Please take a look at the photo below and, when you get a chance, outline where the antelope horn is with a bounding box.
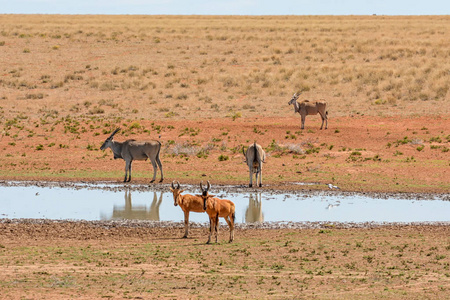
[200,181,205,192]
[206,180,211,192]
[171,180,176,189]
[107,128,120,140]
[176,181,181,189]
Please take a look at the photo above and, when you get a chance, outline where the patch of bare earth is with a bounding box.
[0,221,449,299]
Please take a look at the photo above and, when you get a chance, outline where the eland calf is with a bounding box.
[288,93,328,129]
[243,142,266,187]
[170,181,205,238]
[100,128,164,183]
[198,181,235,244]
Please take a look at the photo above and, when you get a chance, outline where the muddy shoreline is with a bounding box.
[1,179,448,200]
[1,217,450,230]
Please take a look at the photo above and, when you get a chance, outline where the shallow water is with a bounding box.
[1,183,449,224]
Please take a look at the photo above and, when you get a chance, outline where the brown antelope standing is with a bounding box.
[288,93,328,129]
[198,181,235,244]
[100,128,164,183]
[243,142,266,187]
[170,181,205,238]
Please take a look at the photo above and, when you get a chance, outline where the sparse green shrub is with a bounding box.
[229,111,242,121]
[429,136,442,143]
[165,111,178,118]
[394,136,412,146]
[218,154,229,161]
[129,122,141,130]
[197,149,209,159]
[394,150,403,156]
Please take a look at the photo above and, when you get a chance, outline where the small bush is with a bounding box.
[218,154,229,161]
[229,111,242,121]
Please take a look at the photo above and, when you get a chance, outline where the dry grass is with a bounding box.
[0,15,448,122]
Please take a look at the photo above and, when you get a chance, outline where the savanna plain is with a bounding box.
[0,15,449,299]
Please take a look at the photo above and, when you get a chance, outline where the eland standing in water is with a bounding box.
[100,128,164,183]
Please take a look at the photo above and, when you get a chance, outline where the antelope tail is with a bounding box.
[156,140,162,158]
[254,142,258,164]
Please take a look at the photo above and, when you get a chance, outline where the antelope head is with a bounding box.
[242,145,248,163]
[288,92,301,105]
[100,128,120,151]
[199,181,214,211]
[170,180,182,206]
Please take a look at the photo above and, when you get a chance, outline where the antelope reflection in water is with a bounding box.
[245,193,264,223]
[108,190,163,221]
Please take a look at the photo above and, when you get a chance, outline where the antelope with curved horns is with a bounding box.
[198,181,235,244]
[288,92,328,130]
[170,180,205,238]
[243,142,266,187]
[100,128,164,183]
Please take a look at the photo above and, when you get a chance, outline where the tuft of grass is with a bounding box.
[218,154,229,161]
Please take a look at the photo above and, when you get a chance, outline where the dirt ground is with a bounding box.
[0,220,449,299]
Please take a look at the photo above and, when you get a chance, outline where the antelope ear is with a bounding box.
[169,188,174,192]
[208,194,216,198]
[180,189,185,193]
[196,194,202,197]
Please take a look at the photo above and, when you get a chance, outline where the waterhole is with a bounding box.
[1,182,449,224]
